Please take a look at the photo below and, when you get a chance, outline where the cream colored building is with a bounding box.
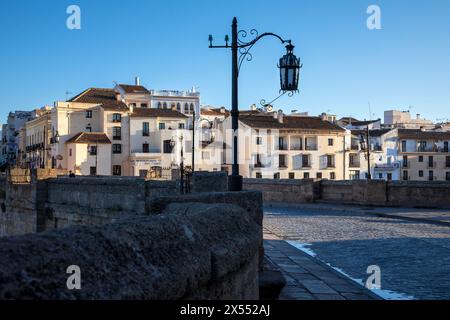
[222,111,347,180]
[396,129,450,181]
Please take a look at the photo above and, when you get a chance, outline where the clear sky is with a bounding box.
[1,0,449,123]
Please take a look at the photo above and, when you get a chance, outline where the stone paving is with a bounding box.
[264,231,378,300]
[264,204,450,300]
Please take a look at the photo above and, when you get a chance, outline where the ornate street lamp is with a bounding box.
[209,17,302,191]
[279,43,301,93]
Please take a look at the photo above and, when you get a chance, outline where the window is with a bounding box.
[446,172,450,181]
[113,144,122,154]
[418,156,423,163]
[445,142,449,153]
[89,145,97,156]
[202,151,210,160]
[163,140,173,154]
[129,103,136,108]
[86,110,92,119]
[190,103,195,113]
[303,172,310,179]
[327,155,334,167]
[85,126,92,132]
[113,127,121,140]
[387,173,392,181]
[274,173,280,180]
[278,137,287,150]
[141,103,148,108]
[316,172,322,179]
[446,156,450,168]
[163,102,167,109]
[429,170,434,181]
[113,165,121,176]
[349,154,358,167]
[256,137,263,145]
[418,141,427,152]
[171,103,176,110]
[419,170,424,177]
[328,138,334,146]
[256,172,262,179]
[90,167,97,176]
[289,172,295,179]
[176,103,181,112]
[279,155,287,168]
[402,156,408,168]
[403,170,408,181]
[157,102,162,109]
[428,156,434,168]
[302,155,310,167]
[143,143,149,153]
[69,148,72,157]
[401,140,407,152]
[378,173,383,179]
[112,113,121,122]
[185,103,189,114]
[350,170,360,180]
[143,122,149,136]
[159,123,166,130]
[330,172,336,180]
[178,123,185,129]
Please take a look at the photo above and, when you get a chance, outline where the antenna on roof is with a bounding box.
[65,91,72,101]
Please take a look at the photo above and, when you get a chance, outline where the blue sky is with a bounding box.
[1,0,449,123]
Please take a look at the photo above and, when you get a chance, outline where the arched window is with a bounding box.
[157,102,162,109]
[176,103,181,112]
[190,103,195,113]
[171,103,176,110]
[184,103,189,114]
[163,102,167,109]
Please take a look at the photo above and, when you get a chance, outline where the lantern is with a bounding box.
[279,43,301,93]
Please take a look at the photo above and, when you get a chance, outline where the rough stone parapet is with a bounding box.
[0,202,260,300]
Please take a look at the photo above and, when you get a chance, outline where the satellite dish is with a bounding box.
[251,104,257,111]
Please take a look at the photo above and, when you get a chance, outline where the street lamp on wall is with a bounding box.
[209,17,302,191]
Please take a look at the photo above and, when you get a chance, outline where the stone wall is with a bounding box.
[243,179,315,203]
[244,178,450,208]
[1,176,178,237]
[0,202,261,300]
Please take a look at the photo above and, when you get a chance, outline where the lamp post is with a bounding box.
[209,17,302,191]
[360,125,372,180]
[171,135,185,193]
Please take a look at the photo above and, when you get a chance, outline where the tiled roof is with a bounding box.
[351,129,392,137]
[239,114,345,131]
[398,129,450,140]
[349,119,381,126]
[131,108,188,118]
[66,132,111,144]
[118,84,150,94]
[68,88,128,111]
[201,108,230,116]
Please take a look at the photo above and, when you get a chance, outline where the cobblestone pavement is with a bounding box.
[264,204,450,300]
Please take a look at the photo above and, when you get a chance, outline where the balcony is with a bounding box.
[305,145,318,151]
[350,145,360,151]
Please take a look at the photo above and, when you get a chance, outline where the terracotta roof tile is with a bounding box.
[398,129,450,140]
[131,108,187,118]
[68,88,128,112]
[66,132,111,144]
[239,114,345,131]
[118,84,150,94]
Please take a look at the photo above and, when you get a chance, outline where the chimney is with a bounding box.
[416,114,421,120]
[277,110,284,124]
[135,77,140,86]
